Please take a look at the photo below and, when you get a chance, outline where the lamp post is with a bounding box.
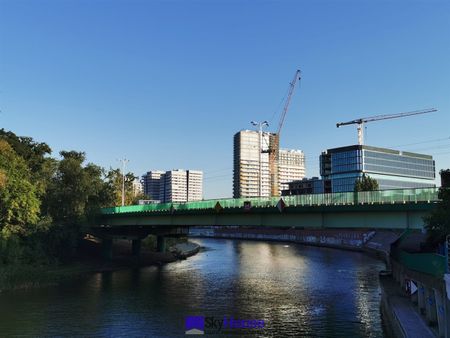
[118,158,129,206]
[251,121,269,197]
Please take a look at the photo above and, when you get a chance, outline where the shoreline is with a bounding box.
[0,240,201,293]
[0,233,388,293]
[189,229,394,265]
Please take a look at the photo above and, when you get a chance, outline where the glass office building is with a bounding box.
[319,145,435,192]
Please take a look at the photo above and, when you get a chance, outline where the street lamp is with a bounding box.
[250,121,269,197]
[118,158,129,206]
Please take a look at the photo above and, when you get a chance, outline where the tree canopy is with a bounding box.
[0,130,134,264]
[354,174,379,192]
[0,140,41,237]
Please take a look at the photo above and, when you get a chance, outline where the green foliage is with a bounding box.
[0,128,54,197]
[133,192,149,205]
[0,130,118,267]
[0,140,41,236]
[44,151,114,224]
[354,174,379,192]
[425,170,450,247]
[105,168,141,206]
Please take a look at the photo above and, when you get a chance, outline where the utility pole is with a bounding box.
[251,121,269,197]
[118,158,129,206]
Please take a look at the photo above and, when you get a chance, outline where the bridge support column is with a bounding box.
[102,238,113,260]
[157,236,166,252]
[425,287,438,325]
[434,289,445,337]
[132,239,141,257]
[444,296,450,338]
[418,282,426,314]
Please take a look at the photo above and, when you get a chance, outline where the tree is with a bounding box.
[0,129,120,264]
[354,174,379,192]
[105,168,140,206]
[425,169,450,247]
[0,140,41,237]
[45,151,113,225]
[0,129,56,202]
[42,151,114,260]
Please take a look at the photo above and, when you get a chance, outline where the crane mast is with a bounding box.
[336,108,437,145]
[277,70,301,135]
[268,69,301,197]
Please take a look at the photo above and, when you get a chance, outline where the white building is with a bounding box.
[187,170,203,202]
[233,130,271,198]
[278,149,306,192]
[132,177,144,196]
[142,169,203,203]
[164,170,188,203]
[233,130,305,198]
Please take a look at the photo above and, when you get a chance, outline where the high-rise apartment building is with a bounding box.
[233,130,270,198]
[278,149,306,192]
[142,170,165,200]
[233,130,305,198]
[187,170,203,202]
[142,169,203,203]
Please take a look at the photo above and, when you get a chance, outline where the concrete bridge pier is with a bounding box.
[418,282,426,315]
[102,238,113,260]
[444,296,450,338]
[132,239,141,256]
[434,288,445,337]
[157,236,166,252]
[425,287,438,326]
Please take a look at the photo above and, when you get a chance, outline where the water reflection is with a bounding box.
[0,239,385,337]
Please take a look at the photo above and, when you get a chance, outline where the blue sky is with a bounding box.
[1,0,449,199]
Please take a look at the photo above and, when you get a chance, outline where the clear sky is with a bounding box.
[1,0,449,199]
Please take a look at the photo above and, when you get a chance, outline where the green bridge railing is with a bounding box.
[101,187,440,215]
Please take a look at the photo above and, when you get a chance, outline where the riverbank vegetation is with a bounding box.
[0,129,146,289]
[425,169,450,247]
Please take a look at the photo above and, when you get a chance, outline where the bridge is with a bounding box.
[92,188,440,258]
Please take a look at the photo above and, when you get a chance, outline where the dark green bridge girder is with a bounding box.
[97,201,438,230]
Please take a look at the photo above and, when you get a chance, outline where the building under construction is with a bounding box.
[233,130,305,198]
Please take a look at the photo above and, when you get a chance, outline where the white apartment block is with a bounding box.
[132,178,144,196]
[233,130,271,198]
[187,170,203,202]
[142,169,203,203]
[278,149,306,193]
[233,130,305,198]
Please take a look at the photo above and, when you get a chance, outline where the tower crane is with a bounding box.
[336,108,437,145]
[267,69,301,196]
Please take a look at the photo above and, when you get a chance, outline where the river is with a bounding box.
[0,238,386,337]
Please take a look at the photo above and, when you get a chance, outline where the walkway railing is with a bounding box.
[101,187,440,215]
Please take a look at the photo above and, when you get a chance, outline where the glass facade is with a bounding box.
[319,145,435,193]
[363,149,435,179]
[330,149,363,174]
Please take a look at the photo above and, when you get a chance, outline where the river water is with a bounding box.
[0,238,386,337]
